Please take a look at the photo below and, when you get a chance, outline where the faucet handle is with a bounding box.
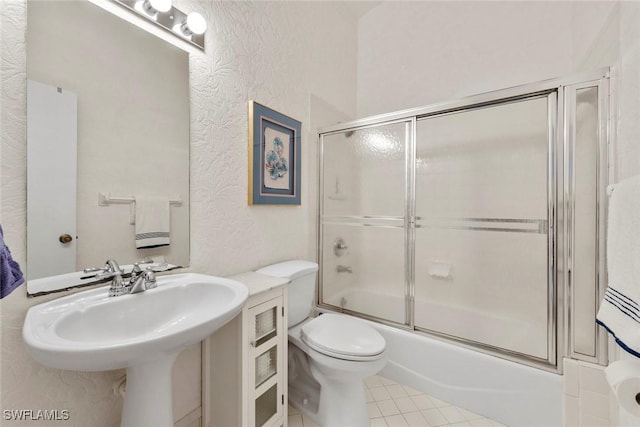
[130,262,144,280]
[107,273,128,297]
[95,270,118,280]
[128,268,157,294]
[83,266,109,274]
[143,269,157,289]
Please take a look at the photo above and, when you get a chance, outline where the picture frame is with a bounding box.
[248,101,302,205]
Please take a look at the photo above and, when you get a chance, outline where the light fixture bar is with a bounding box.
[110,0,205,51]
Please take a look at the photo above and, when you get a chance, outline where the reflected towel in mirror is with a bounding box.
[135,196,170,249]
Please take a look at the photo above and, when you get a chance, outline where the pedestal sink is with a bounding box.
[23,273,249,427]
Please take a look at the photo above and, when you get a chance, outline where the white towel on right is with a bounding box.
[596,174,640,358]
[135,195,170,249]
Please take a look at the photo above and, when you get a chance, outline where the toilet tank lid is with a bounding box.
[255,260,318,280]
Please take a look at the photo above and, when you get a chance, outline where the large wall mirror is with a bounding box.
[26,0,190,293]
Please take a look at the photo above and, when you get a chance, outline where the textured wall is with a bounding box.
[357,1,574,117]
[0,0,357,425]
[184,0,357,277]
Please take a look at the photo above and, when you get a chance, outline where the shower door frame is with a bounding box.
[317,68,610,372]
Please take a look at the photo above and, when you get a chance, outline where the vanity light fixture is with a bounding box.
[111,0,206,51]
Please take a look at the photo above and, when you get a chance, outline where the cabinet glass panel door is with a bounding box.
[255,384,278,427]
[248,298,283,427]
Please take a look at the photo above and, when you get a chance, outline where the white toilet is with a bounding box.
[256,260,387,427]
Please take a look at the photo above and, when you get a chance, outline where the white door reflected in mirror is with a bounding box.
[27,80,78,280]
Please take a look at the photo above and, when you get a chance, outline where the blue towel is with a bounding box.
[0,225,25,299]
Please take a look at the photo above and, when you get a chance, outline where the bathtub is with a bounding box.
[320,290,562,427]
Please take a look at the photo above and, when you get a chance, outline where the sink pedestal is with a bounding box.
[121,352,179,427]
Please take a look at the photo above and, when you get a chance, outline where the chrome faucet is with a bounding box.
[94,259,129,297]
[94,259,158,297]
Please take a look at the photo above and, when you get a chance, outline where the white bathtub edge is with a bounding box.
[366,317,563,427]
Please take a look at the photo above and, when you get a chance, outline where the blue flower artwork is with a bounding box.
[249,101,301,205]
[264,133,290,190]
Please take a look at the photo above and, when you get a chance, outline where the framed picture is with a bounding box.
[248,101,302,205]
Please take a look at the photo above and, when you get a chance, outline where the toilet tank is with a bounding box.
[255,260,319,327]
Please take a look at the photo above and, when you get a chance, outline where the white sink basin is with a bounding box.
[23,273,249,427]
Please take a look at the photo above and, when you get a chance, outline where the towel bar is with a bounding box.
[98,192,182,225]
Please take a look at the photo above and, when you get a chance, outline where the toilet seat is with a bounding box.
[300,314,385,361]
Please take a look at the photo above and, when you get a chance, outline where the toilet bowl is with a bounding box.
[256,260,387,427]
[289,313,387,426]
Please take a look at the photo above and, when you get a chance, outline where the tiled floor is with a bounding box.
[288,375,508,427]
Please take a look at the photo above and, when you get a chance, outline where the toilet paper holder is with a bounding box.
[606,359,640,417]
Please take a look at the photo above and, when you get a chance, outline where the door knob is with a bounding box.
[59,234,73,244]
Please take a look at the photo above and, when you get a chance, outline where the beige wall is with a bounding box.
[356,1,575,117]
[0,0,357,426]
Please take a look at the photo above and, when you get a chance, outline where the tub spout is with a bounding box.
[337,265,352,274]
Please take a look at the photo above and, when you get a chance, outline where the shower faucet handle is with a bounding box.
[334,238,348,257]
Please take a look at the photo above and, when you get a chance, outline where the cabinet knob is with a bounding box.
[59,234,73,244]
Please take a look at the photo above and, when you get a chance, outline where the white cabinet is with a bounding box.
[246,294,286,427]
[206,276,288,427]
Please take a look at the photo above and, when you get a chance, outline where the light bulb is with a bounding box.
[139,0,171,16]
[180,12,207,36]
[149,0,172,12]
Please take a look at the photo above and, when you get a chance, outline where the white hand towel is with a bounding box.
[596,174,640,358]
[135,195,170,249]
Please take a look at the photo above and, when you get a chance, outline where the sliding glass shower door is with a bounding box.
[318,69,609,369]
[413,95,554,360]
[320,121,412,324]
